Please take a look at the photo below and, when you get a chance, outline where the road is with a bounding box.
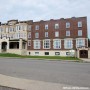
[0,58,90,87]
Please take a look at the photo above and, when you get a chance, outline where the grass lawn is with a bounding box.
[0,53,80,61]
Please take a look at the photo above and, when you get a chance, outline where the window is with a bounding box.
[53,39,61,49]
[24,25,27,30]
[29,52,30,55]
[55,23,59,29]
[43,39,50,49]
[66,52,70,55]
[55,52,60,55]
[16,25,20,31]
[64,39,73,49]
[35,52,39,55]
[24,33,26,38]
[66,22,70,28]
[28,25,32,31]
[28,32,31,38]
[34,40,41,49]
[45,52,49,55]
[45,32,48,37]
[78,30,82,36]
[76,39,85,48]
[55,31,59,37]
[28,40,31,46]
[45,24,48,30]
[66,31,70,36]
[78,21,82,27]
[20,33,23,38]
[35,32,39,38]
[9,27,13,32]
[35,25,39,30]
[6,27,8,32]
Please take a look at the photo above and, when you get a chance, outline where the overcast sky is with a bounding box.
[0,0,90,38]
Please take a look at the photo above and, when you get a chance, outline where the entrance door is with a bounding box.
[79,50,88,58]
[2,42,7,52]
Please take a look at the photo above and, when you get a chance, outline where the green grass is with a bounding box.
[0,53,80,61]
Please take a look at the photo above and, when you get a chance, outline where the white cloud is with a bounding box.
[0,0,90,38]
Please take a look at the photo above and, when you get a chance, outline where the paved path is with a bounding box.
[0,58,90,89]
[81,58,90,62]
[0,74,75,90]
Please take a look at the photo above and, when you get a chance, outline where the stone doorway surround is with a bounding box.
[77,47,90,58]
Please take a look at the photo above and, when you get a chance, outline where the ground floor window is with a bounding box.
[29,52,30,55]
[66,52,70,56]
[35,52,39,55]
[55,52,60,55]
[45,52,49,55]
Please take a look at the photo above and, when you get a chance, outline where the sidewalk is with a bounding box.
[81,58,90,63]
[0,74,74,90]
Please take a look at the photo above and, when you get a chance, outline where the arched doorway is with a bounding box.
[79,50,88,58]
[2,42,7,52]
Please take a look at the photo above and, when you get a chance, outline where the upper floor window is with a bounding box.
[78,21,82,27]
[28,32,31,38]
[35,25,39,30]
[64,39,73,49]
[35,32,39,38]
[45,32,48,37]
[55,31,59,37]
[53,39,61,49]
[55,23,59,29]
[45,24,48,30]
[78,30,82,36]
[16,25,20,31]
[9,27,14,32]
[66,22,70,28]
[43,39,50,49]
[28,25,32,31]
[28,40,31,46]
[66,31,70,36]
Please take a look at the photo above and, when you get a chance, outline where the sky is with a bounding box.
[0,0,90,38]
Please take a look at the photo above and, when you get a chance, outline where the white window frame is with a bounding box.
[55,31,59,37]
[28,40,31,46]
[76,39,85,48]
[35,32,39,38]
[43,39,50,49]
[78,21,82,27]
[53,39,61,49]
[78,30,82,36]
[35,25,39,30]
[45,32,48,37]
[55,23,59,29]
[66,22,70,28]
[28,32,31,38]
[45,24,48,30]
[28,25,32,31]
[34,40,41,49]
[66,31,70,36]
[64,39,73,49]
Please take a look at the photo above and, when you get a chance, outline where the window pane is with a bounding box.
[55,23,59,29]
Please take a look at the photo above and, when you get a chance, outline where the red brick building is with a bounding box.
[27,17,88,56]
